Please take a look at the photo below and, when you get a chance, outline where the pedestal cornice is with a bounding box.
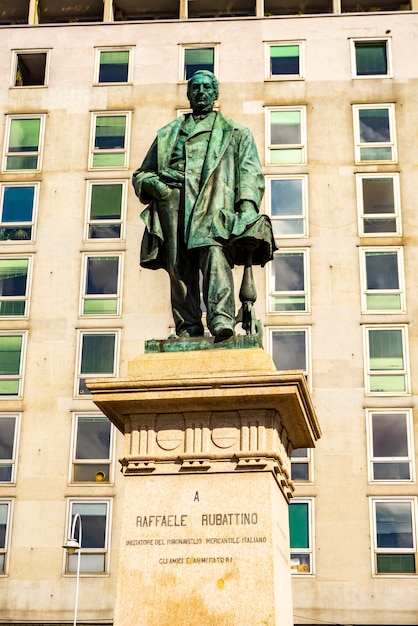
[88,348,320,502]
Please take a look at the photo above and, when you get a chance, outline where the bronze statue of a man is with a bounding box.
[133,70,276,341]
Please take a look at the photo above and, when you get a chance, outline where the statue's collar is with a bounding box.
[191,111,215,123]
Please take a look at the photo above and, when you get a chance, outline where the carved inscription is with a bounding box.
[126,509,268,565]
[136,515,187,527]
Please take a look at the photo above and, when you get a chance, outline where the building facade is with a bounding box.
[0,1,417,624]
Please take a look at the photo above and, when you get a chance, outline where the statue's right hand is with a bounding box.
[142,177,171,200]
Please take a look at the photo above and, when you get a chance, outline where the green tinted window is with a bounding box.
[6,118,41,170]
[0,258,29,316]
[184,48,214,80]
[94,116,126,150]
[0,335,22,375]
[0,335,23,396]
[90,184,122,220]
[80,334,115,374]
[99,50,129,83]
[9,118,40,152]
[270,45,300,76]
[369,329,403,370]
[289,502,309,549]
[358,108,392,162]
[356,41,387,76]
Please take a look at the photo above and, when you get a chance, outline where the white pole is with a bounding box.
[71,514,82,626]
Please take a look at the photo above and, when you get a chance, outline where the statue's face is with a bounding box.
[188,74,217,114]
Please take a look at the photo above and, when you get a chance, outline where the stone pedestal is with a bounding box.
[88,347,320,626]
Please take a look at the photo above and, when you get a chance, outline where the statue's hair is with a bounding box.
[187,70,219,100]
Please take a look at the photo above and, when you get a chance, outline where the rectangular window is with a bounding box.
[289,499,313,574]
[81,254,122,316]
[269,327,310,377]
[3,115,45,172]
[90,113,130,169]
[269,249,309,313]
[267,107,306,164]
[0,500,12,575]
[291,448,312,482]
[367,411,414,482]
[357,174,401,236]
[267,176,308,238]
[372,499,416,574]
[66,500,111,574]
[71,414,114,483]
[0,184,37,242]
[181,46,215,81]
[76,331,119,396]
[85,181,125,240]
[13,50,49,86]
[96,48,131,84]
[0,414,20,484]
[0,257,32,317]
[352,39,390,77]
[360,248,404,313]
[365,326,409,394]
[0,333,26,398]
[266,42,303,79]
[353,104,396,163]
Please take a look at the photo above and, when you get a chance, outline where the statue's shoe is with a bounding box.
[213,327,234,343]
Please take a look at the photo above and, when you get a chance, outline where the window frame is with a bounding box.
[290,447,313,483]
[0,499,13,576]
[0,255,33,319]
[268,248,310,314]
[266,175,309,239]
[89,111,131,170]
[94,47,133,85]
[11,49,51,88]
[356,173,401,237]
[0,413,20,485]
[80,252,123,317]
[265,41,304,81]
[351,38,392,79]
[0,331,27,399]
[289,497,315,576]
[2,114,46,173]
[370,497,417,576]
[64,498,112,575]
[267,326,311,388]
[366,409,415,484]
[266,106,307,165]
[70,412,115,485]
[179,44,218,83]
[0,182,39,244]
[75,329,120,397]
[84,179,127,242]
[353,104,397,164]
[359,246,405,314]
[364,325,410,396]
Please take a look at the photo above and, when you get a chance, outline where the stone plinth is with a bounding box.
[88,347,320,626]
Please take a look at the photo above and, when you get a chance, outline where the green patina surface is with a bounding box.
[132,70,276,343]
[145,332,262,353]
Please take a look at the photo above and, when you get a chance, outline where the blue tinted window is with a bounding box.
[2,187,34,223]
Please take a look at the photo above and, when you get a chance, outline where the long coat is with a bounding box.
[132,111,276,270]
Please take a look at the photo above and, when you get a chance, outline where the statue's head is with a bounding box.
[187,70,219,114]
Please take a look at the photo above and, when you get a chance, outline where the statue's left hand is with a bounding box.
[142,176,171,200]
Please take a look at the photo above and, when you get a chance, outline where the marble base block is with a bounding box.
[114,472,292,626]
[88,347,320,626]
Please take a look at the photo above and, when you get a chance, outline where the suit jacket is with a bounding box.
[132,111,276,269]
